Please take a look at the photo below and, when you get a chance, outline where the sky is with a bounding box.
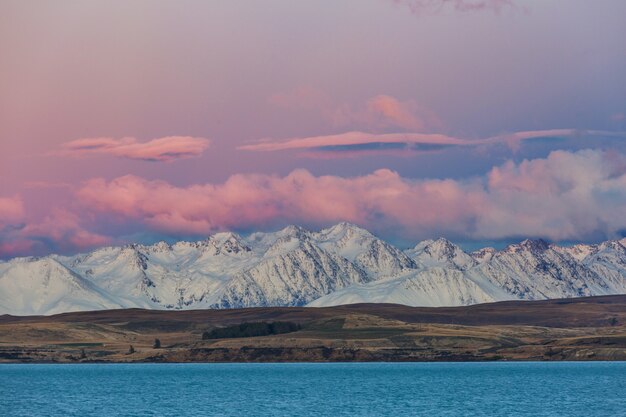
[1,0,626,257]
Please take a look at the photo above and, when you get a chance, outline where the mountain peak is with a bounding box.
[335,221,365,230]
[210,231,242,242]
[598,240,626,253]
[423,238,460,257]
[520,239,551,252]
[277,225,309,238]
[471,247,496,263]
[504,238,551,254]
[207,232,251,255]
[149,241,171,252]
[406,237,475,270]
[319,222,372,239]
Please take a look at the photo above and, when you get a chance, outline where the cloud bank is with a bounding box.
[59,136,210,162]
[3,149,625,258]
[0,202,110,257]
[77,149,626,242]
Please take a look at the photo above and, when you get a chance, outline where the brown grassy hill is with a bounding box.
[1,295,625,363]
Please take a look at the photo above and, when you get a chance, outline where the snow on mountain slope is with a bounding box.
[62,245,155,304]
[1,224,626,315]
[406,238,476,270]
[471,239,613,300]
[308,268,496,307]
[63,235,259,310]
[580,241,626,294]
[314,222,416,277]
[554,243,599,262]
[0,257,124,315]
[471,247,496,263]
[211,239,369,308]
[308,238,626,308]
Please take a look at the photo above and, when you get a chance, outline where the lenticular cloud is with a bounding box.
[59,136,211,162]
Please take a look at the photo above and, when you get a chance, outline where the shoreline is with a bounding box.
[3,357,624,364]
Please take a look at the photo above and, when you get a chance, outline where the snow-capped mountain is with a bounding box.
[1,223,626,315]
[308,268,496,308]
[405,238,476,270]
[0,257,124,315]
[314,237,626,307]
[313,222,417,276]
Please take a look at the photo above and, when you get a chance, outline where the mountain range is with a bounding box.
[1,222,625,315]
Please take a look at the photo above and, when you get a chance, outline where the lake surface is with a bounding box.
[1,362,625,416]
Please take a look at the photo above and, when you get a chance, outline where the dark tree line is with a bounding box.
[202,321,301,340]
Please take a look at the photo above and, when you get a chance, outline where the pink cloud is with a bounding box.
[4,149,626,258]
[0,240,35,257]
[364,95,430,131]
[75,149,626,243]
[268,89,441,132]
[58,136,210,162]
[20,210,109,249]
[76,169,478,236]
[238,131,466,153]
[0,196,28,257]
[478,149,626,239]
[0,206,109,258]
[334,95,444,132]
[485,128,580,152]
[238,128,608,157]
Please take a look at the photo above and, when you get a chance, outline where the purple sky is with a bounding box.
[1,0,626,257]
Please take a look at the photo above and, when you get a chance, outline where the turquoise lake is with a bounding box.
[1,362,625,416]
